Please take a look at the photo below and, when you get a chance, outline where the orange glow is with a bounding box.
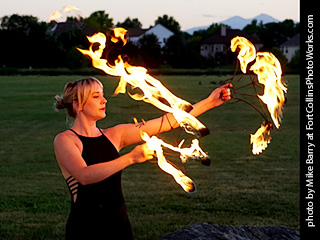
[230,36,256,73]
[250,123,272,155]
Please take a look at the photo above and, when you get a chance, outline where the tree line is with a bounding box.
[0,11,300,70]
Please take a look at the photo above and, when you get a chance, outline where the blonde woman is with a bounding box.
[54,77,231,239]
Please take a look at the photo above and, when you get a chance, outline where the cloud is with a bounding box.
[202,14,215,18]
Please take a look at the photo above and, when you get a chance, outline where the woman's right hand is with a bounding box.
[130,143,154,164]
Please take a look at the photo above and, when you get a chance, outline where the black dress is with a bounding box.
[65,129,134,240]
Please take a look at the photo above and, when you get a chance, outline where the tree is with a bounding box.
[271,47,288,67]
[246,19,300,49]
[243,19,263,35]
[117,17,142,29]
[155,15,181,34]
[138,34,161,68]
[0,14,53,68]
[288,49,300,72]
[84,10,113,33]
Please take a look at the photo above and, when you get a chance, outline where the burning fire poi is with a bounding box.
[78,28,210,193]
[75,27,286,191]
[230,36,287,154]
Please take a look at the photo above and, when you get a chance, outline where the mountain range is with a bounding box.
[184,14,280,34]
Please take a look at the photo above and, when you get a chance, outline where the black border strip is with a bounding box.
[300,1,319,239]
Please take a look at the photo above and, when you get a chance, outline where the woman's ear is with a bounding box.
[73,101,82,112]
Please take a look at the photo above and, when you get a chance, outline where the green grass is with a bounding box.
[0,74,299,240]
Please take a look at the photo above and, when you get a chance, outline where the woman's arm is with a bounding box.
[110,84,232,150]
[54,132,153,185]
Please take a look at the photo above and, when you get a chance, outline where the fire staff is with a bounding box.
[53,77,231,240]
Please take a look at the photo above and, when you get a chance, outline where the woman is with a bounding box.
[54,77,231,239]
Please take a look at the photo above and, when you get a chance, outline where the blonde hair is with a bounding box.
[55,77,103,118]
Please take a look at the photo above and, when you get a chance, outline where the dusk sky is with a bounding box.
[0,0,299,30]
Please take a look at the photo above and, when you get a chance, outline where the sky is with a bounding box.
[0,0,299,30]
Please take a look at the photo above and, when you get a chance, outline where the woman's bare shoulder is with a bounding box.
[54,130,80,146]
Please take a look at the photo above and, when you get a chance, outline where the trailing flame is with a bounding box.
[78,28,210,192]
[141,131,197,193]
[77,29,208,137]
[231,36,287,154]
[230,36,256,73]
[111,27,128,45]
[250,52,287,129]
[250,122,272,155]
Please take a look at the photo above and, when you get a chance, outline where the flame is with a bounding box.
[230,36,287,154]
[77,28,211,192]
[111,27,128,45]
[230,36,256,73]
[250,52,287,129]
[77,29,207,137]
[141,131,198,193]
[250,122,272,155]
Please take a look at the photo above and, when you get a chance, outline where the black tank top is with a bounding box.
[65,128,134,240]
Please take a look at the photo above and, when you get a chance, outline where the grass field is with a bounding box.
[0,74,299,240]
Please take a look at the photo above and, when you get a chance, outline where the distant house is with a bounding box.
[280,33,300,62]
[128,23,174,48]
[200,26,263,63]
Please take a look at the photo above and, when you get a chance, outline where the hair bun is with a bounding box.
[54,95,66,110]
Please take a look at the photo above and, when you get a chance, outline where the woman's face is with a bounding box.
[80,84,107,121]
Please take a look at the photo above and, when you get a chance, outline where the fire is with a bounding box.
[231,36,287,154]
[230,36,256,73]
[250,122,272,155]
[250,52,287,129]
[77,30,208,137]
[111,27,128,45]
[78,28,210,192]
[141,131,197,193]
